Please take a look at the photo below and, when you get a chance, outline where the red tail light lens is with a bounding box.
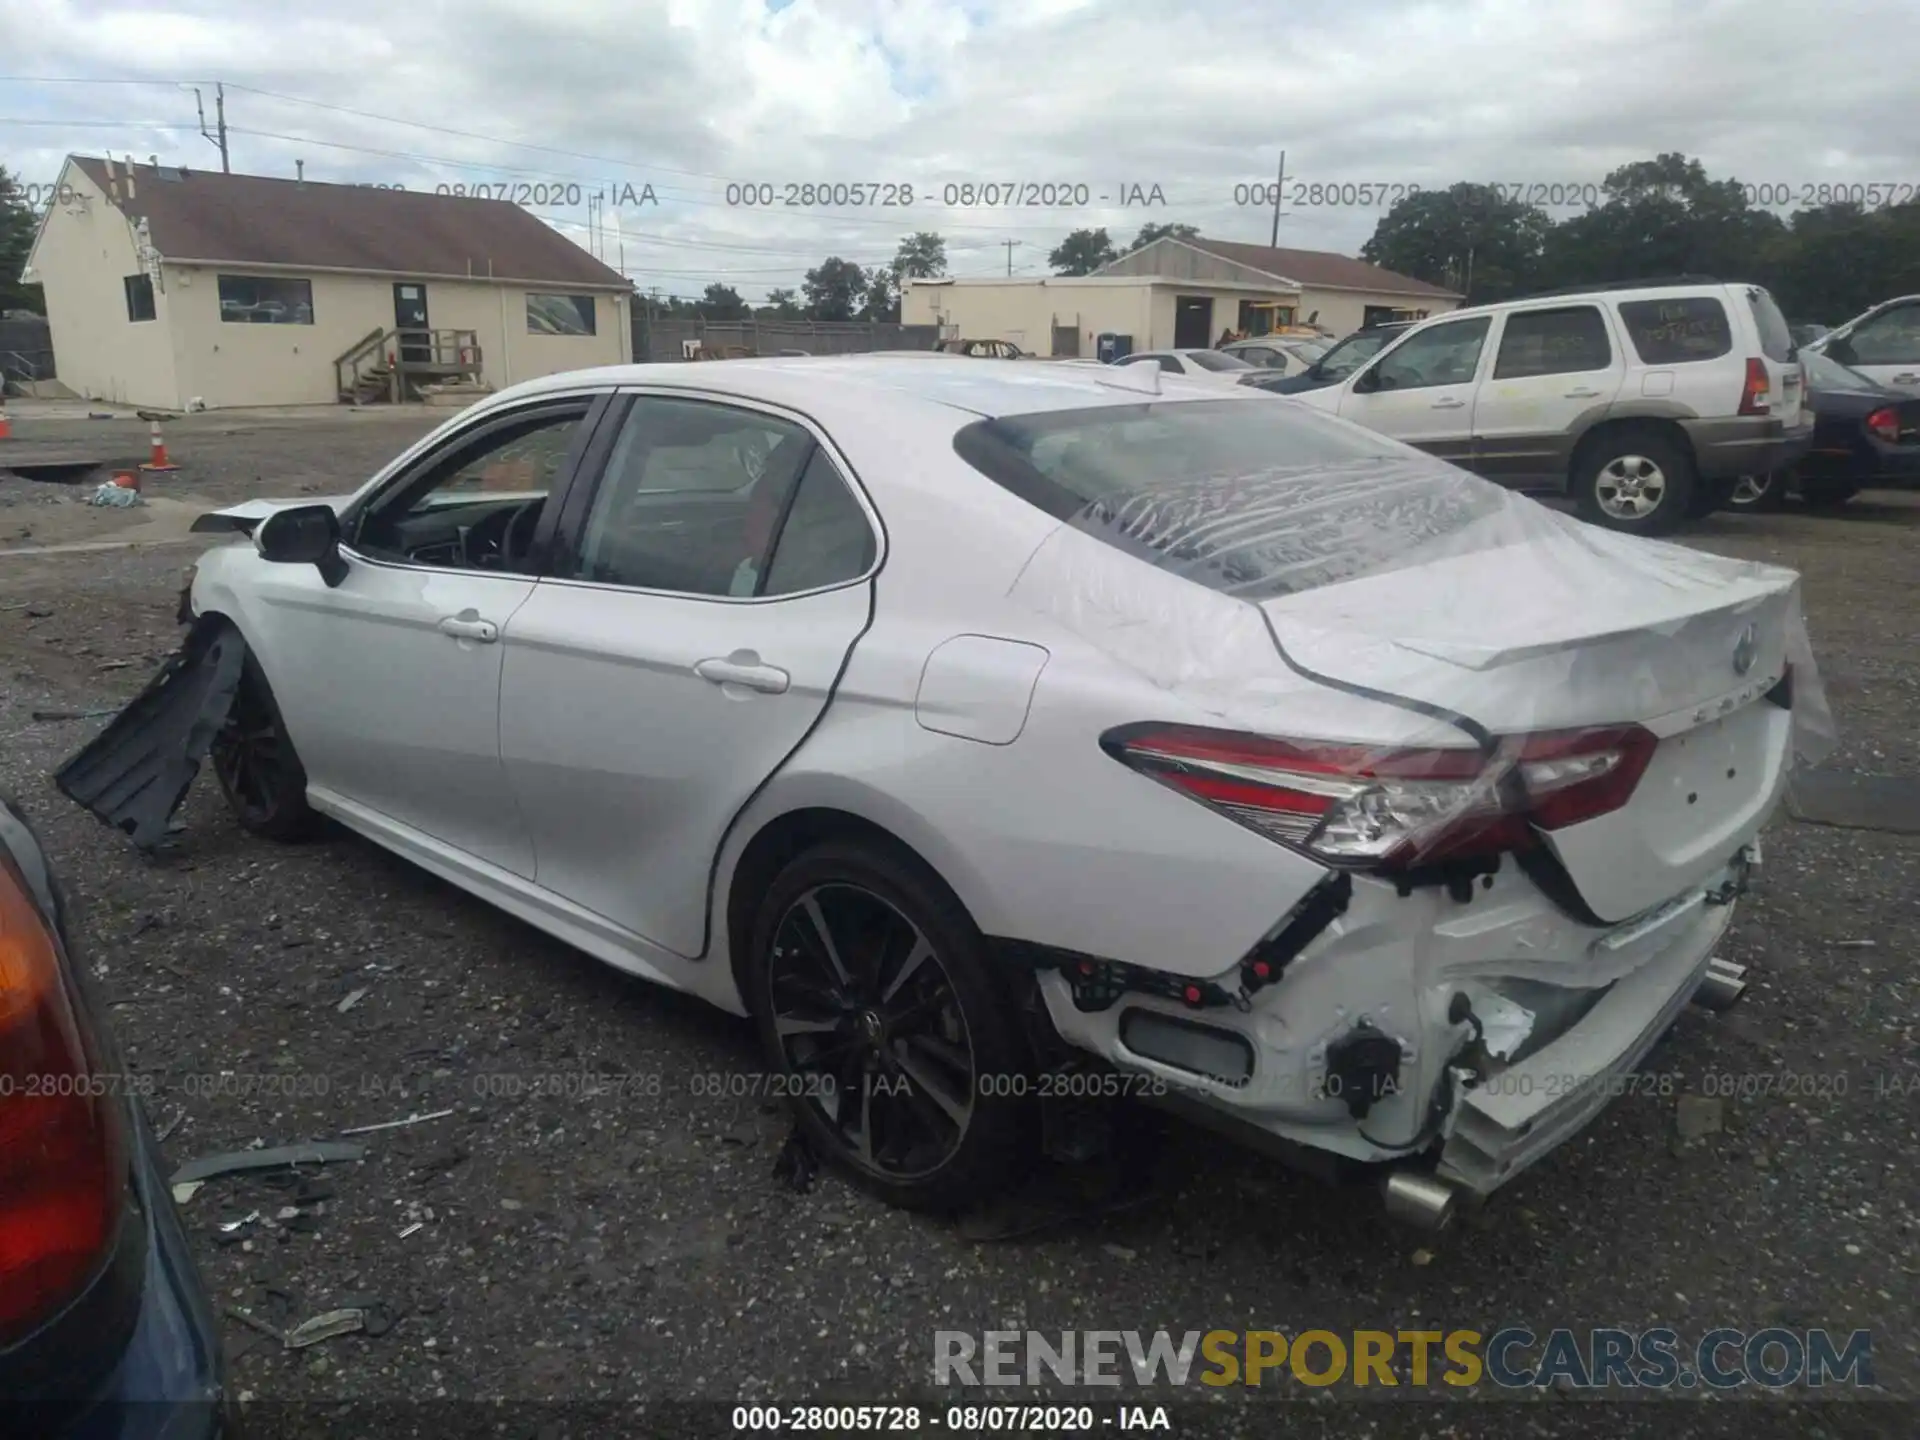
[1104,722,1658,870]
[0,860,124,1344]
[1737,358,1772,416]
[1866,406,1900,443]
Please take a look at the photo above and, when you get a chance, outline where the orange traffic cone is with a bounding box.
[0,401,12,440]
[139,418,177,473]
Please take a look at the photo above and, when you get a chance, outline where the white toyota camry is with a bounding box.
[59,355,1832,1227]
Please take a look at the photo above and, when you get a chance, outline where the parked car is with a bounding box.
[1118,348,1261,386]
[58,356,1825,1231]
[1221,334,1332,377]
[0,798,231,1435]
[1726,349,1920,510]
[935,338,1027,358]
[1804,294,1920,396]
[1292,280,1813,534]
[1253,322,1416,395]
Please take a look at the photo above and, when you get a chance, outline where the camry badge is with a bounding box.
[1732,624,1758,676]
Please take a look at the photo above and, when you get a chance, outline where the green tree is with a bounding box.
[803,257,869,321]
[1049,227,1117,275]
[890,231,947,282]
[0,166,45,314]
[1360,183,1551,303]
[762,287,803,319]
[699,283,749,320]
[1762,201,1920,322]
[859,269,898,322]
[1124,221,1200,253]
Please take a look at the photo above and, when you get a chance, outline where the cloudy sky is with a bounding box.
[2,0,1910,300]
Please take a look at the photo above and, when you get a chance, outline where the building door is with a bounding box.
[393,282,430,363]
[1174,296,1214,349]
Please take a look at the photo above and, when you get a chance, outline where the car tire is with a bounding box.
[1573,429,1696,535]
[748,840,1031,1213]
[209,653,319,841]
[1798,478,1859,510]
[1724,471,1788,512]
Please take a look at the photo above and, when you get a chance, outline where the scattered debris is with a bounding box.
[170,1139,366,1187]
[286,1308,366,1349]
[773,1128,818,1193]
[87,480,145,508]
[172,1180,203,1205]
[338,1108,453,1137]
[1412,1248,1435,1267]
[155,1106,186,1142]
[398,1221,424,1239]
[337,987,369,1014]
[1101,1243,1138,1262]
[217,1209,262,1235]
[1676,1094,1725,1141]
[1833,939,1878,949]
[32,707,119,722]
[225,1306,288,1345]
[95,659,134,671]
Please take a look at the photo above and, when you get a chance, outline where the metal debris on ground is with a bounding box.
[32,707,119,721]
[170,1139,367,1187]
[337,986,369,1013]
[1833,939,1878,948]
[338,1108,454,1136]
[217,1209,262,1234]
[398,1221,424,1238]
[285,1309,367,1349]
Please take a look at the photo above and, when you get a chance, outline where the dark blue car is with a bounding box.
[0,798,232,1438]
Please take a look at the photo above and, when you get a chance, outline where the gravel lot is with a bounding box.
[1,404,1915,1439]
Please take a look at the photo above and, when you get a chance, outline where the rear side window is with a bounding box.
[761,450,876,596]
[1745,288,1796,362]
[1492,306,1613,379]
[952,398,1508,601]
[1615,297,1733,365]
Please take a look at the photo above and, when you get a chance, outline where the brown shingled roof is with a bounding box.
[1168,237,1461,299]
[70,156,630,289]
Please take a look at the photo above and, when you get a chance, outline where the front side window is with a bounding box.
[124,274,155,322]
[218,275,313,325]
[353,406,587,570]
[1491,306,1613,379]
[528,293,597,336]
[1317,331,1393,379]
[1368,317,1491,390]
[569,398,818,597]
[1615,296,1732,365]
[1844,301,1920,364]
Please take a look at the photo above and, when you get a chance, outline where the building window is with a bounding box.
[527,294,597,336]
[217,275,314,324]
[124,274,156,323]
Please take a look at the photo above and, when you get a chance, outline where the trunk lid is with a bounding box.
[1260,544,1798,922]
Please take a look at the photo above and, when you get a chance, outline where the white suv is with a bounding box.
[1292,280,1813,534]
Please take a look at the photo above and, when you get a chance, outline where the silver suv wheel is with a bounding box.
[1595,455,1668,519]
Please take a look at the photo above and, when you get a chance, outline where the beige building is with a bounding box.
[903,235,1461,358]
[24,156,633,410]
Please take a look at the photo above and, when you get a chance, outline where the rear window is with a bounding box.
[1615,297,1733,365]
[1745,287,1796,363]
[952,399,1509,600]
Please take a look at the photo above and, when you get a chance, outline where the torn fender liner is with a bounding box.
[54,616,246,850]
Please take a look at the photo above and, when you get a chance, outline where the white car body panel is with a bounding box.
[183,354,1830,1201]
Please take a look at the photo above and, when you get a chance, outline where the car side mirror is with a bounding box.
[255,505,347,587]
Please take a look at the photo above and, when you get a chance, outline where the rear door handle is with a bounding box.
[438,614,498,642]
[1893,373,1920,384]
[1431,397,1466,409]
[1565,387,1602,398]
[695,652,790,694]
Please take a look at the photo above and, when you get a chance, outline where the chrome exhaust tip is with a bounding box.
[1382,1171,1458,1231]
[1692,957,1748,1012]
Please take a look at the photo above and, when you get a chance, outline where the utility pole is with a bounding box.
[194,85,230,172]
[1269,149,1287,247]
[1002,239,1022,275]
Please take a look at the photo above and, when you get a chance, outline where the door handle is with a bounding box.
[1893,373,1920,384]
[1430,397,1466,409]
[1565,388,1602,398]
[695,652,789,694]
[438,614,498,642]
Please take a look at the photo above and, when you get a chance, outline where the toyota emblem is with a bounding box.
[1732,623,1758,676]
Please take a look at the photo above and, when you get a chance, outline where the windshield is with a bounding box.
[1804,350,1882,393]
[1187,350,1255,372]
[952,398,1510,600]
[1284,340,1331,363]
[1317,330,1397,378]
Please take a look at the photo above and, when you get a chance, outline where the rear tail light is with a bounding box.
[0,858,124,1344]
[1103,722,1658,870]
[1866,406,1900,443]
[1737,358,1771,416]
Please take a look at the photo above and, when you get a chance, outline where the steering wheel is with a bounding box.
[458,502,541,570]
[502,501,541,567]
